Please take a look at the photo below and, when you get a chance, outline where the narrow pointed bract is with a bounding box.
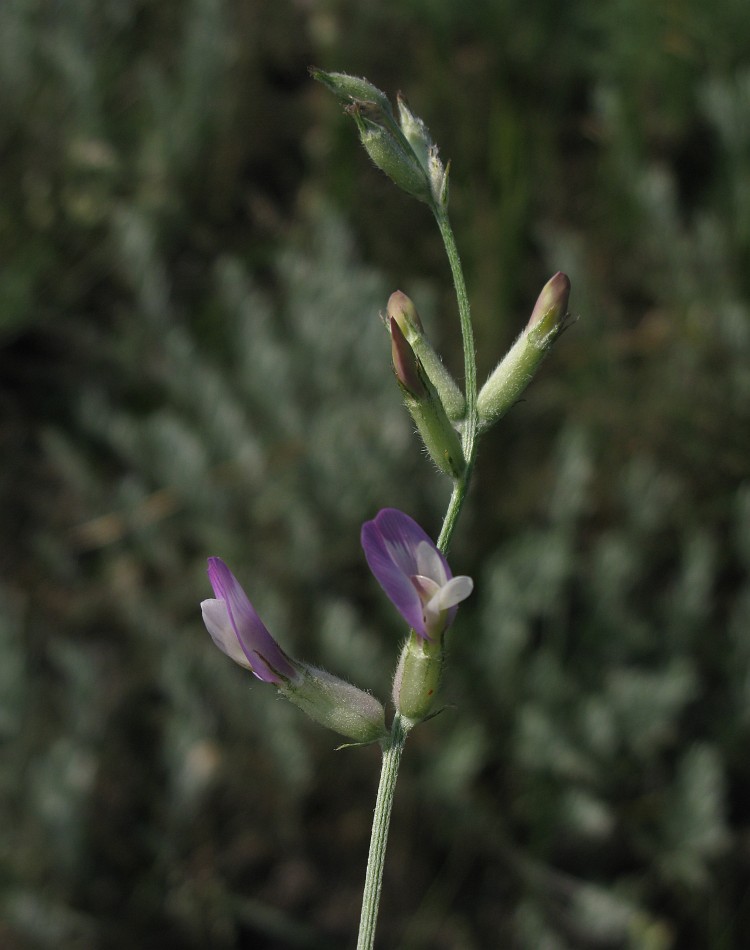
[361,508,473,641]
[396,93,432,171]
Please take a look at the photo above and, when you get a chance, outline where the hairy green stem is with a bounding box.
[434,208,478,453]
[434,206,478,554]
[356,205,479,948]
[356,715,408,950]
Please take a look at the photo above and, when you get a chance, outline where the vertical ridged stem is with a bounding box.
[356,715,408,950]
[434,206,478,554]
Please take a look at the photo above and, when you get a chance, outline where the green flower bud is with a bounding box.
[477,272,571,431]
[392,632,443,725]
[309,68,395,119]
[313,69,447,208]
[350,106,432,204]
[391,319,466,479]
[387,291,465,422]
[280,663,387,745]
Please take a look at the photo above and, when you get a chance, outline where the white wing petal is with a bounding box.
[201,598,253,669]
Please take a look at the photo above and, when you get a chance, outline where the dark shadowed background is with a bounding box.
[2,1,750,947]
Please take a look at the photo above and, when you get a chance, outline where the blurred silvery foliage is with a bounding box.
[433,431,738,948]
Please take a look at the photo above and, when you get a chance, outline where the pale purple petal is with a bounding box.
[370,508,452,583]
[201,598,253,669]
[361,518,426,635]
[362,508,472,641]
[206,557,298,684]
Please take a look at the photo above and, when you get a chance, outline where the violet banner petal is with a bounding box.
[361,519,426,636]
[372,508,453,586]
[206,557,297,684]
[371,509,437,576]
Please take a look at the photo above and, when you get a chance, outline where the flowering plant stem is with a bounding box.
[434,205,479,553]
[356,206,478,949]
[356,713,408,950]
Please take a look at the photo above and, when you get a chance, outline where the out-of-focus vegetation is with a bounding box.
[2,1,750,947]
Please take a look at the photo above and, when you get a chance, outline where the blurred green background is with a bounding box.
[2,1,750,947]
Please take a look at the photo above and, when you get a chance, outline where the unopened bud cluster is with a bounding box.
[312,69,572,475]
[310,69,449,210]
[381,274,570,481]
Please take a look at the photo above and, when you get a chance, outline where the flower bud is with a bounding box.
[387,289,424,336]
[392,632,443,724]
[350,105,433,204]
[387,291,465,422]
[391,315,427,398]
[309,68,394,118]
[526,271,572,343]
[477,272,571,431]
[280,663,387,745]
[391,319,466,479]
[313,69,447,208]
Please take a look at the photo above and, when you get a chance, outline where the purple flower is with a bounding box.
[200,558,387,742]
[361,508,473,640]
[201,557,299,685]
